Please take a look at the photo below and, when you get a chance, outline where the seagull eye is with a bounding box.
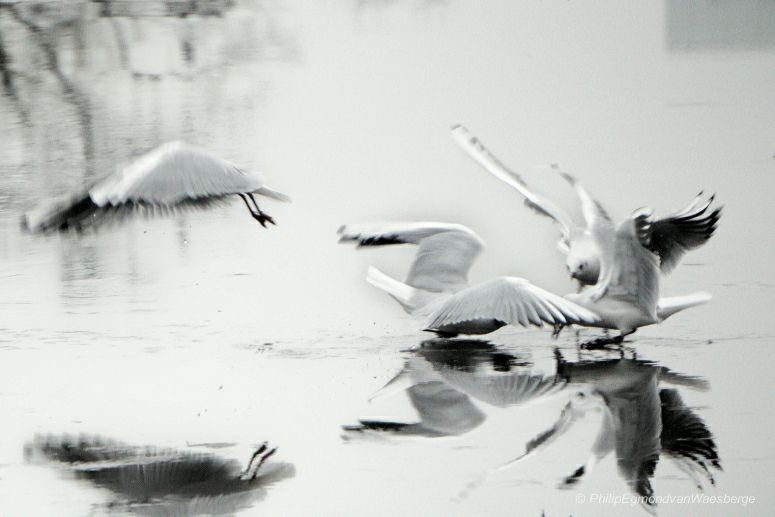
[578,264,584,270]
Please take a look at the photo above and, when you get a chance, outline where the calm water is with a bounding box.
[1,1,774,516]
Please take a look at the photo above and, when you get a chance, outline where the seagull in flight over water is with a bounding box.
[21,141,290,233]
[451,124,722,287]
[338,221,711,342]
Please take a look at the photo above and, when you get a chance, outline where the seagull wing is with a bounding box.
[494,389,604,472]
[439,369,566,408]
[599,214,661,319]
[635,193,721,273]
[424,277,601,332]
[338,222,484,293]
[407,381,487,435]
[451,125,576,251]
[608,372,662,500]
[552,166,616,281]
[659,389,721,485]
[89,141,283,207]
[551,166,614,240]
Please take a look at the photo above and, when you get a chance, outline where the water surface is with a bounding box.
[1,1,773,515]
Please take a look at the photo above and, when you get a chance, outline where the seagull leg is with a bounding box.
[238,193,275,228]
[250,446,278,480]
[241,442,269,479]
[247,193,276,227]
[552,323,564,339]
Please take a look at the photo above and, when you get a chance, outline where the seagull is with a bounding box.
[343,380,488,437]
[371,339,566,409]
[451,124,722,287]
[467,353,720,508]
[25,433,295,512]
[344,339,564,437]
[21,141,290,233]
[338,221,710,341]
[338,222,601,336]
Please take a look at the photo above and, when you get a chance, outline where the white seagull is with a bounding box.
[338,222,601,337]
[21,141,290,233]
[451,124,722,287]
[338,221,711,341]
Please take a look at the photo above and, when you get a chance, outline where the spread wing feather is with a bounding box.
[451,125,576,251]
[424,277,600,331]
[602,214,660,319]
[438,370,566,408]
[635,193,721,273]
[89,142,276,206]
[338,222,484,293]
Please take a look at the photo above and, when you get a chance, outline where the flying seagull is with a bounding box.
[338,221,710,341]
[338,222,600,337]
[451,124,722,286]
[21,141,290,233]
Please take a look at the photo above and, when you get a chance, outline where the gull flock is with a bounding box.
[23,126,721,345]
[340,126,721,344]
[18,125,723,509]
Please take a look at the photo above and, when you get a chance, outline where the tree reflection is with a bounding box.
[0,0,299,193]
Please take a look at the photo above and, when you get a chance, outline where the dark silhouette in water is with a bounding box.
[25,434,294,515]
[489,351,722,510]
[343,338,564,437]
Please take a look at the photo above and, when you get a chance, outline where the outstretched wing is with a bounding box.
[551,166,614,240]
[634,193,721,273]
[424,276,601,331]
[407,381,487,435]
[659,389,721,486]
[89,141,274,206]
[438,369,566,408]
[598,214,660,319]
[451,125,576,252]
[338,222,484,293]
[552,167,616,280]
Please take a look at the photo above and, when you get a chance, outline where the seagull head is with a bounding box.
[566,256,600,286]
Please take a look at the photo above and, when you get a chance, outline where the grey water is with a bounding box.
[1,1,774,515]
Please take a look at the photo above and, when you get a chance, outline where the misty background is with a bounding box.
[0,1,773,516]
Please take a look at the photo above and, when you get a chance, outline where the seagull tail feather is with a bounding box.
[366,266,420,314]
[657,292,712,321]
[254,186,291,202]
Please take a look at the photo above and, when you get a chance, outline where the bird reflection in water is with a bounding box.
[486,350,721,511]
[342,339,566,437]
[345,339,720,512]
[24,434,295,516]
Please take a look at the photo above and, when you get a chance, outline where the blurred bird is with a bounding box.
[338,222,600,336]
[25,433,294,515]
[21,141,289,233]
[451,124,722,287]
